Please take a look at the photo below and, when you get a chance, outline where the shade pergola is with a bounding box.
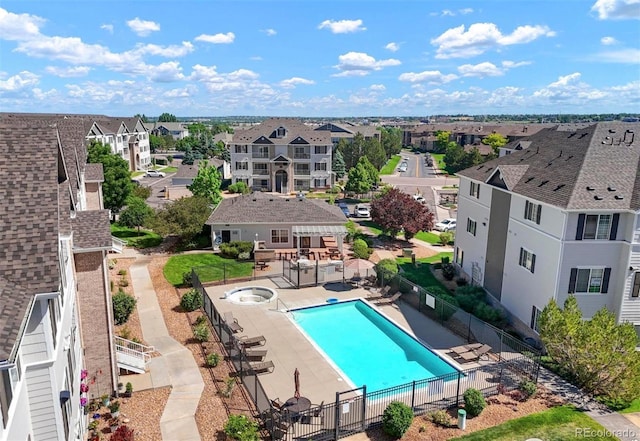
[292,225,348,256]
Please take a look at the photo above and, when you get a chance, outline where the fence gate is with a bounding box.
[334,387,366,440]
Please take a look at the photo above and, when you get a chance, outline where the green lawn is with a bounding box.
[451,405,619,441]
[431,153,446,170]
[380,155,401,175]
[110,225,163,248]
[396,254,452,291]
[163,253,254,286]
[360,221,384,236]
[621,398,640,413]
[414,231,442,244]
[131,171,145,178]
[160,166,178,173]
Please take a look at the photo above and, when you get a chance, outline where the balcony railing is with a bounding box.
[294,169,310,175]
[293,153,310,159]
[253,169,269,175]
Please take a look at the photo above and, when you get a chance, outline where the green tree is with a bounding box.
[134,113,149,123]
[187,160,222,206]
[345,161,371,196]
[149,134,164,154]
[363,137,387,170]
[87,141,132,213]
[380,127,403,157]
[539,295,640,407]
[332,148,346,179]
[481,132,508,155]
[443,143,466,173]
[158,112,177,122]
[118,197,153,230]
[338,133,366,170]
[359,156,379,187]
[146,196,212,244]
[161,134,175,151]
[434,131,452,153]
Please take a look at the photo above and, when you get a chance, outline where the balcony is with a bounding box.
[252,152,270,159]
[293,153,310,160]
[294,168,310,176]
[253,169,269,176]
[115,336,155,374]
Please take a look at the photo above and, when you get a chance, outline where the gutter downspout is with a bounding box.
[101,249,119,397]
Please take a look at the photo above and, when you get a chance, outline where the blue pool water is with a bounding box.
[293,300,459,392]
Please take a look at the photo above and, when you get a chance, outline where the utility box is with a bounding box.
[458,409,466,430]
[402,248,413,258]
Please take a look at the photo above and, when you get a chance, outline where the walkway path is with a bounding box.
[129,252,204,441]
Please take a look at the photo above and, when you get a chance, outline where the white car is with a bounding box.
[354,205,371,218]
[434,218,456,232]
[399,162,408,172]
[145,169,166,178]
[413,195,425,204]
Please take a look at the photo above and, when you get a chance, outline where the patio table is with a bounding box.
[284,396,311,419]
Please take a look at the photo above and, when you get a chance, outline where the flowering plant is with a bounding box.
[80,397,88,407]
[80,369,88,380]
[80,383,89,393]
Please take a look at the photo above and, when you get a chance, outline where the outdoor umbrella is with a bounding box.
[294,368,301,399]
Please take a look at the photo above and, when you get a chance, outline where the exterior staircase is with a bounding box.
[115,336,155,374]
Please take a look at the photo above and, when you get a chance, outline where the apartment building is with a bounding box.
[230,118,333,193]
[85,117,152,171]
[454,122,640,337]
[0,113,117,440]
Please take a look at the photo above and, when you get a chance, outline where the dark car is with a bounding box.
[338,202,350,217]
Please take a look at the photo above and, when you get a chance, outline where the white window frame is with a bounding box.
[583,214,612,240]
[235,162,248,170]
[519,248,536,273]
[469,182,480,198]
[314,162,327,171]
[524,200,542,224]
[531,306,541,333]
[271,229,289,244]
[315,145,328,154]
[235,145,248,154]
[575,268,605,294]
[466,218,477,236]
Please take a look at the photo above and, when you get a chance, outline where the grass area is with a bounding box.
[360,221,385,236]
[131,171,145,178]
[414,230,442,244]
[431,153,446,170]
[163,253,254,286]
[451,405,619,441]
[620,398,640,413]
[380,155,401,175]
[110,225,163,248]
[160,166,178,173]
[396,254,452,291]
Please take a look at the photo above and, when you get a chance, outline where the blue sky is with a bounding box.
[1,0,638,117]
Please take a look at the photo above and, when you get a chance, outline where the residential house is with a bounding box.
[150,122,189,140]
[454,122,640,338]
[314,122,380,146]
[205,193,348,253]
[85,116,152,171]
[0,113,117,441]
[230,118,333,193]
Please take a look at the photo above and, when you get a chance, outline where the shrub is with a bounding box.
[206,353,220,367]
[194,315,208,326]
[596,395,633,411]
[456,277,468,286]
[352,238,372,259]
[238,251,250,261]
[382,401,414,438]
[463,388,486,417]
[193,322,209,342]
[435,294,459,321]
[125,382,133,395]
[112,290,136,325]
[219,243,239,259]
[224,414,259,441]
[519,380,537,400]
[441,263,456,280]
[182,271,193,287]
[375,259,399,278]
[441,256,450,264]
[117,269,127,276]
[439,231,453,246]
[228,182,250,194]
[118,277,129,287]
[110,425,135,441]
[473,303,506,327]
[221,377,236,398]
[180,288,202,312]
[428,409,452,427]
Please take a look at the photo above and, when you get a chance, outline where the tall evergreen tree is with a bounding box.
[332,148,346,179]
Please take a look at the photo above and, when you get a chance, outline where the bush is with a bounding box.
[375,259,399,278]
[456,277,468,286]
[595,395,633,411]
[224,414,259,441]
[382,401,413,438]
[435,294,459,321]
[441,263,456,280]
[206,353,220,367]
[182,271,193,287]
[238,251,251,261]
[110,425,134,441]
[352,238,372,259]
[455,285,486,313]
[112,290,136,325]
[193,322,209,342]
[220,241,254,259]
[473,303,506,327]
[117,269,127,276]
[228,182,250,194]
[180,288,203,312]
[439,231,453,246]
[519,380,537,400]
[428,409,452,427]
[463,388,486,417]
[441,256,450,264]
[194,315,208,326]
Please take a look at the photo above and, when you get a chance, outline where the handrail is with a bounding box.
[114,336,155,362]
[273,298,297,320]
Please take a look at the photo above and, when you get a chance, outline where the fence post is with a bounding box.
[361,385,367,432]
[411,381,416,410]
[466,314,472,342]
[334,392,340,441]
[499,331,504,362]
[315,260,319,286]
[455,371,461,407]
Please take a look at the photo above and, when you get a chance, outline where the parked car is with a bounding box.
[354,205,371,218]
[338,202,350,217]
[145,169,166,178]
[434,218,456,232]
[399,162,408,172]
[413,195,425,204]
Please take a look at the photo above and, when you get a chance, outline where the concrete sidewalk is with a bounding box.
[129,254,204,441]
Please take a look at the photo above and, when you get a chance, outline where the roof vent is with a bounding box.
[607,186,616,192]
[538,180,549,187]
[594,195,603,200]
[614,195,624,200]
[553,184,565,191]
[609,129,616,133]
[525,177,535,183]
[586,186,595,191]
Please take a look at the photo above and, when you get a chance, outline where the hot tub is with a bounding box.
[224,286,278,304]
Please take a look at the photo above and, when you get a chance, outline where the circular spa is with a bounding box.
[224,286,278,304]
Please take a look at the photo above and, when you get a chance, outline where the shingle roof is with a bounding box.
[174,159,224,179]
[72,210,112,250]
[206,193,346,225]
[457,122,640,210]
[84,163,104,182]
[232,118,331,145]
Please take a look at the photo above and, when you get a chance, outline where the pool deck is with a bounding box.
[205,278,490,406]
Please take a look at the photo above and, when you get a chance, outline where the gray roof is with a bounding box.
[457,122,640,211]
[206,193,346,225]
[174,159,224,179]
[232,118,331,145]
[84,163,104,182]
[72,210,112,250]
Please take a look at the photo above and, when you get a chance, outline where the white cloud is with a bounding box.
[436,8,474,17]
[385,42,399,52]
[250,56,263,61]
[533,73,611,103]
[195,32,235,44]
[460,8,474,14]
[432,22,556,59]
[442,10,455,17]
[0,7,45,41]
[100,24,114,34]
[279,77,315,88]
[0,70,39,91]
[133,41,194,57]
[591,0,640,20]
[600,36,618,44]
[164,85,198,98]
[126,17,160,37]
[333,52,400,77]
[398,70,458,85]
[458,62,504,77]
[263,29,277,36]
[148,61,185,82]
[318,19,366,34]
[45,65,91,77]
[370,84,386,91]
[592,48,640,62]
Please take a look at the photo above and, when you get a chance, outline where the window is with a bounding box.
[314,162,327,171]
[455,247,464,266]
[530,306,541,333]
[0,368,12,428]
[524,201,542,224]
[235,162,248,170]
[271,229,288,244]
[470,182,480,198]
[235,145,248,154]
[576,213,619,240]
[294,164,310,175]
[315,145,328,154]
[294,146,309,159]
[49,298,60,348]
[314,179,327,188]
[519,248,536,273]
[466,218,477,236]
[569,268,611,294]
[253,146,269,158]
[253,163,268,175]
[294,179,310,191]
[632,272,640,298]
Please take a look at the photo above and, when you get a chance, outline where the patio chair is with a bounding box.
[449,342,483,356]
[238,335,266,348]
[301,401,325,425]
[270,398,284,410]
[244,349,268,361]
[250,360,275,374]
[223,312,243,333]
[456,344,492,363]
[373,292,402,306]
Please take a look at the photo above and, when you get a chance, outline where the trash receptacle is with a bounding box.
[458,409,466,430]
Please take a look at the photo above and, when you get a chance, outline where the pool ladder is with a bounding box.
[274,298,296,320]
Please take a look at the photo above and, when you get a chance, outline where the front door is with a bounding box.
[221,230,231,243]
[275,170,288,193]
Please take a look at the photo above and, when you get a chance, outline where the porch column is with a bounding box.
[337,235,344,253]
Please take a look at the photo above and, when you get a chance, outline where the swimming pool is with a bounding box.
[293,300,459,392]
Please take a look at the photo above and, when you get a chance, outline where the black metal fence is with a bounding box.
[282,259,376,289]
